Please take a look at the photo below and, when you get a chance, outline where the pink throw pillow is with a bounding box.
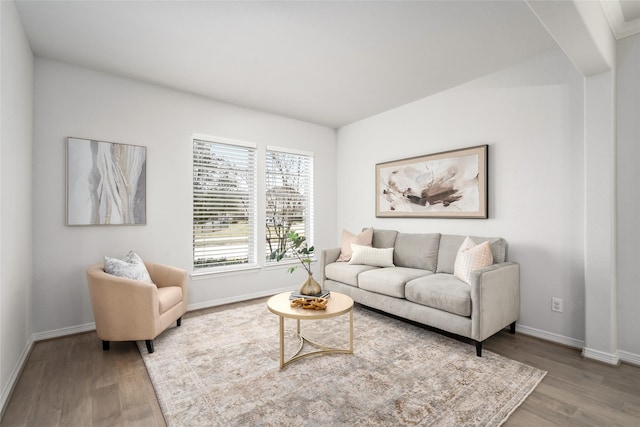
[337,227,373,262]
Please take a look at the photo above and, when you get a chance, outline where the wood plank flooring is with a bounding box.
[2,299,639,426]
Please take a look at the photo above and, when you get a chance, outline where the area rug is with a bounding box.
[137,300,546,426]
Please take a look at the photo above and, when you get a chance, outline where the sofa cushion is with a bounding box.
[349,244,395,267]
[454,237,493,284]
[337,227,373,262]
[372,229,398,249]
[325,262,378,287]
[394,233,441,271]
[405,274,471,316]
[358,267,432,298]
[437,235,507,273]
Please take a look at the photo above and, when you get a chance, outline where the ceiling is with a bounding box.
[620,0,640,21]
[12,1,617,128]
[602,0,640,39]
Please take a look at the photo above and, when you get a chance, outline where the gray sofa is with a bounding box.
[321,229,520,356]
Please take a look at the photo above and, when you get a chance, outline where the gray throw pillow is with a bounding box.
[104,250,153,283]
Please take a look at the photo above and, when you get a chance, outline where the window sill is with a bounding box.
[191,264,261,279]
[190,258,317,279]
[264,258,317,272]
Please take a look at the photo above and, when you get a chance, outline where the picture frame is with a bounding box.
[376,145,488,218]
[66,137,147,226]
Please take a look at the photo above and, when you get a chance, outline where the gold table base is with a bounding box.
[278,310,353,369]
[267,292,355,369]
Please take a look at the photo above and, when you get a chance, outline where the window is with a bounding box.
[265,147,314,263]
[193,136,257,271]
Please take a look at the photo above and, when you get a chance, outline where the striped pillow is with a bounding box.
[454,237,493,284]
[348,244,395,267]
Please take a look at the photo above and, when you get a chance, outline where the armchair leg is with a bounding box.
[510,321,516,334]
[177,317,182,327]
[146,340,154,354]
[475,340,482,357]
[102,340,110,351]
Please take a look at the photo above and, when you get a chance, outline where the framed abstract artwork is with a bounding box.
[376,145,488,218]
[66,137,147,225]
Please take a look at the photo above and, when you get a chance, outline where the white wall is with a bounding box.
[336,51,586,344]
[583,70,618,363]
[616,33,640,359]
[32,59,337,333]
[0,0,34,409]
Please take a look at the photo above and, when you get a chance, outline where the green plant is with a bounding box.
[269,230,314,275]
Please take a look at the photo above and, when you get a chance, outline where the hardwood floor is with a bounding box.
[2,299,639,426]
[485,333,640,426]
[0,331,165,427]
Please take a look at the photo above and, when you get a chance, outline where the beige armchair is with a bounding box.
[86,261,188,353]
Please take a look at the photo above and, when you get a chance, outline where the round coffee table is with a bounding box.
[267,291,354,368]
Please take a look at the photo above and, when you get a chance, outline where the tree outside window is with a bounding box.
[265,149,313,262]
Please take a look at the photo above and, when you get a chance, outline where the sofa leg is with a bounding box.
[146,340,154,353]
[102,340,110,351]
[510,321,516,334]
[475,341,482,357]
[177,317,182,327]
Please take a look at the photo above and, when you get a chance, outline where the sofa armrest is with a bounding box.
[321,248,342,283]
[469,262,520,341]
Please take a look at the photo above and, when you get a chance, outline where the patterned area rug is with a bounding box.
[138,300,546,426]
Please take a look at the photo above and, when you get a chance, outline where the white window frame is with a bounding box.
[265,146,314,267]
[192,134,258,273]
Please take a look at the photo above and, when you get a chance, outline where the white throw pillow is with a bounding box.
[454,237,493,284]
[104,250,153,283]
[348,244,395,267]
[337,227,373,262]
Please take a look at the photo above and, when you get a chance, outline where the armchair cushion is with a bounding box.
[158,286,184,314]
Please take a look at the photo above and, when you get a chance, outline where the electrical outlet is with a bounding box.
[551,297,563,313]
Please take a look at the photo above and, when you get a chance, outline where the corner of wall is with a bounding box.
[0,337,34,417]
[0,0,35,418]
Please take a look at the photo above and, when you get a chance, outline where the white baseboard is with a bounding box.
[187,286,292,312]
[618,350,640,366]
[1,323,95,417]
[28,287,289,343]
[1,336,34,418]
[516,325,640,366]
[3,299,636,420]
[516,324,585,349]
[582,347,620,365]
[32,322,96,341]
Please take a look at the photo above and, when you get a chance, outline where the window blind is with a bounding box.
[265,147,314,262]
[193,138,257,270]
